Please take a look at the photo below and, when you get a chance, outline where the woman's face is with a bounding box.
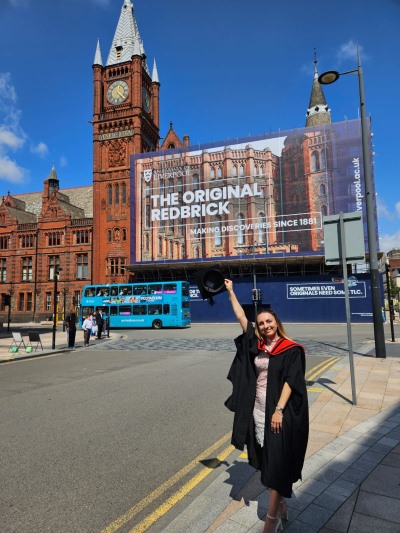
[257,312,278,339]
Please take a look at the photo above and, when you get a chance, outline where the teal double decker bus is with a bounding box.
[79,281,191,329]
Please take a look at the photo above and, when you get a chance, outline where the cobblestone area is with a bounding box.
[90,337,370,357]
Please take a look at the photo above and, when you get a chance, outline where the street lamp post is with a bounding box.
[51,268,62,349]
[318,47,386,358]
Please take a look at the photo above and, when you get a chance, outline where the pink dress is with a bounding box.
[253,350,270,446]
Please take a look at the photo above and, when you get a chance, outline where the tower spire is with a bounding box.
[106,0,149,73]
[93,38,103,66]
[305,49,331,127]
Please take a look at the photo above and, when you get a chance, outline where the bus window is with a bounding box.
[133,285,147,295]
[84,287,95,297]
[110,286,119,296]
[97,287,109,296]
[119,306,132,315]
[110,306,118,316]
[149,284,162,294]
[132,305,147,315]
[119,286,132,296]
[82,306,94,317]
[163,284,177,294]
[96,306,109,314]
[182,284,190,296]
[148,304,162,315]
[163,304,170,315]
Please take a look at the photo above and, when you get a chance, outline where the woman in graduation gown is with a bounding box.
[224,279,309,533]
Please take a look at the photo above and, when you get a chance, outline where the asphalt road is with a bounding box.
[0,323,395,533]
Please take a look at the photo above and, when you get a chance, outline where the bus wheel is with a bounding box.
[152,319,163,329]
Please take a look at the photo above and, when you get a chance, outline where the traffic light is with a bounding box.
[252,288,262,302]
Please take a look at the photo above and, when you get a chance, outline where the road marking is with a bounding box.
[100,432,232,533]
[306,356,341,383]
[129,444,235,532]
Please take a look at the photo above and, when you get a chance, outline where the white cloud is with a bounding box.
[0,155,26,184]
[380,231,400,253]
[31,142,49,157]
[377,198,395,220]
[0,127,24,151]
[59,156,68,167]
[336,40,368,65]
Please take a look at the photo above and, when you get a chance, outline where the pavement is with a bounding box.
[1,324,400,532]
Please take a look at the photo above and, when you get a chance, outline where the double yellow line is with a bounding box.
[102,356,341,532]
[306,356,341,391]
[101,432,234,533]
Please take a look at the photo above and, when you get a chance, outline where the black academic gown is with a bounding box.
[225,321,309,498]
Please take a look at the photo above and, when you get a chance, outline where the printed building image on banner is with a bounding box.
[130,118,373,264]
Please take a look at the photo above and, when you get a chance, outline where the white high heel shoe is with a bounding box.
[265,513,283,532]
[279,498,288,521]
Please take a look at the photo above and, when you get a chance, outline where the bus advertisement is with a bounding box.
[79,281,191,329]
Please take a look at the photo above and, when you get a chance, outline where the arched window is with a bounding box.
[168,178,174,192]
[321,204,328,217]
[253,166,258,176]
[108,185,112,205]
[210,168,215,179]
[193,173,200,190]
[169,240,173,258]
[107,230,112,243]
[319,183,326,195]
[214,216,222,246]
[145,183,150,197]
[177,177,183,192]
[240,165,244,176]
[115,183,119,205]
[121,182,127,204]
[320,151,327,171]
[145,204,150,228]
[195,247,200,258]
[145,234,149,251]
[194,217,200,231]
[217,167,222,178]
[122,228,127,241]
[237,213,244,245]
[232,166,237,177]
[158,237,162,255]
[311,151,320,172]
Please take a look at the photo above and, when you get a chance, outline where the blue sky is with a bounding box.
[0,0,399,252]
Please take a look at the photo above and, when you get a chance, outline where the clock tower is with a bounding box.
[92,0,160,283]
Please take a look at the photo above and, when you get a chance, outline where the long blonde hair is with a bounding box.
[254,308,291,341]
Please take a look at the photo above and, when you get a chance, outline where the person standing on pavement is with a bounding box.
[95,309,104,339]
[65,307,77,349]
[82,314,93,347]
[224,279,309,533]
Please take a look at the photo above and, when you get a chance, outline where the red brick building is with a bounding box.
[0,166,92,322]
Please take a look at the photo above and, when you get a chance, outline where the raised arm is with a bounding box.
[224,279,248,332]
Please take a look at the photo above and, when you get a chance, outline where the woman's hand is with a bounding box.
[224,279,233,292]
[271,410,283,433]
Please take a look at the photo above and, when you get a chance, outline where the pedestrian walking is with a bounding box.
[82,314,93,347]
[91,313,98,340]
[95,309,104,339]
[224,279,309,533]
[64,307,77,349]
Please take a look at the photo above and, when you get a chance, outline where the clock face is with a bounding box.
[142,87,151,113]
[107,80,129,105]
